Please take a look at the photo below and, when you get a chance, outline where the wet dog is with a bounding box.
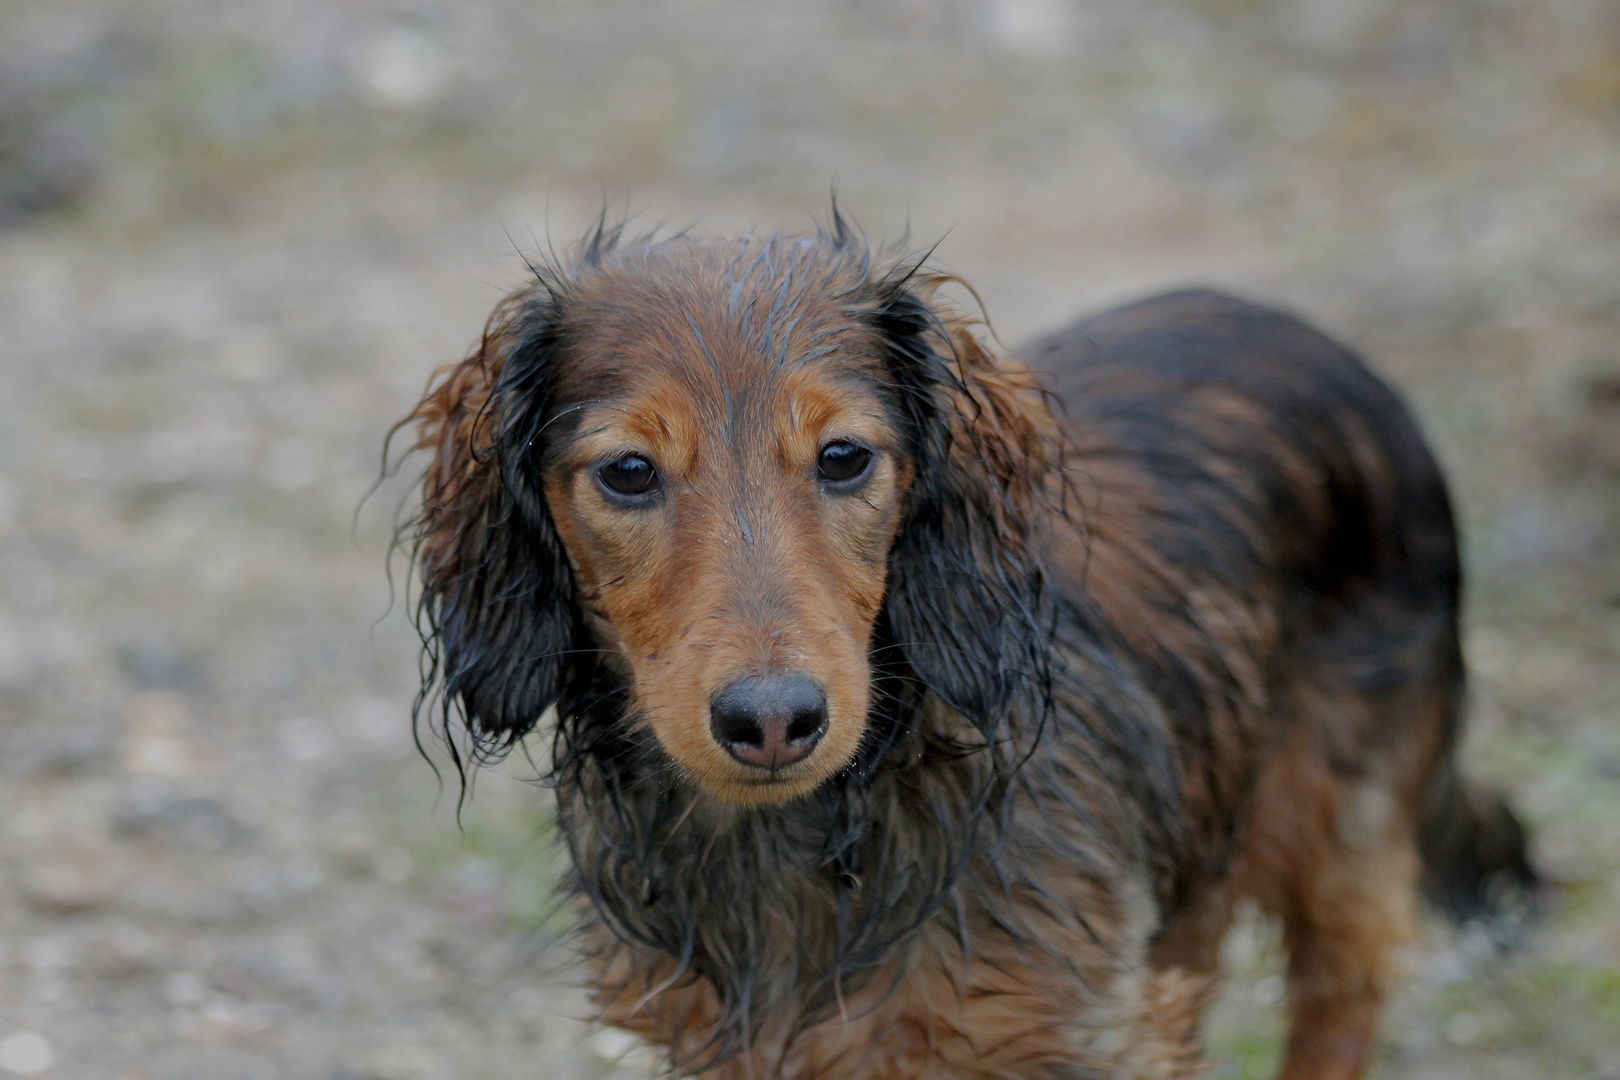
[400,218,1536,1078]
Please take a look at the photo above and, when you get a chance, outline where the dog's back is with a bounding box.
[1023,289,1538,1078]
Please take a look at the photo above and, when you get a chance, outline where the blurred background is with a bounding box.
[1,0,1618,1077]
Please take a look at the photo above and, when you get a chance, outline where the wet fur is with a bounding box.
[401,219,1537,1078]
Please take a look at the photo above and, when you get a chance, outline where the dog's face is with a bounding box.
[539,264,915,803]
[411,232,1051,810]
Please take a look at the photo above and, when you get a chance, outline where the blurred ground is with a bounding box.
[1,0,1618,1077]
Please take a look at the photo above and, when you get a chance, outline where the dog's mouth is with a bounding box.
[698,765,840,805]
[703,733,848,795]
[732,772,814,788]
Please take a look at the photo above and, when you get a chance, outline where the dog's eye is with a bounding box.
[597,454,659,500]
[817,441,873,487]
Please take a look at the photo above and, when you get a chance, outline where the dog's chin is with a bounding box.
[703,770,833,807]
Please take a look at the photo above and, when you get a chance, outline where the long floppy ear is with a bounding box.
[407,287,582,749]
[873,281,1060,735]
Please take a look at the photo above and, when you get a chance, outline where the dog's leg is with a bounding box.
[1274,813,1417,1080]
[1234,718,1431,1080]
[1143,877,1232,1068]
[1148,878,1236,984]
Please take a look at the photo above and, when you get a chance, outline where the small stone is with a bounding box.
[120,690,195,778]
[352,28,450,110]
[0,1032,55,1075]
[19,862,110,914]
[199,996,273,1039]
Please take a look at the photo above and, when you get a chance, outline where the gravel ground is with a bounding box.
[1,1,1618,1078]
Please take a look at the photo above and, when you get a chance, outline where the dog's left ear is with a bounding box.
[872,282,1059,732]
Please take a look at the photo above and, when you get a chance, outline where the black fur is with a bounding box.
[426,296,583,750]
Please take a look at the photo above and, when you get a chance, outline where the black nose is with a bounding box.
[709,674,828,769]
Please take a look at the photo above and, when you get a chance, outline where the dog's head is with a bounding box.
[408,223,1055,805]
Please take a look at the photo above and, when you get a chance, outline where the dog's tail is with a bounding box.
[1417,756,1541,945]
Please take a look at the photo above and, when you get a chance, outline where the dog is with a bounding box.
[400,216,1538,1079]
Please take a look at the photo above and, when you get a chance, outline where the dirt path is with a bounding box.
[2,1,1617,1077]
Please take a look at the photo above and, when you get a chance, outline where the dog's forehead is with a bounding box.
[554,238,892,411]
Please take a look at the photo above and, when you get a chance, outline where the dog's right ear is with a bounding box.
[407,288,580,747]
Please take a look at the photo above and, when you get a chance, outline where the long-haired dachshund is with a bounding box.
[400,216,1537,1079]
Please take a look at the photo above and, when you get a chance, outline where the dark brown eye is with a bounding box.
[817,441,873,487]
[597,454,659,500]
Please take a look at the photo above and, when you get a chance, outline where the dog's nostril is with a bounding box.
[709,674,828,770]
[785,714,819,745]
[714,712,766,749]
